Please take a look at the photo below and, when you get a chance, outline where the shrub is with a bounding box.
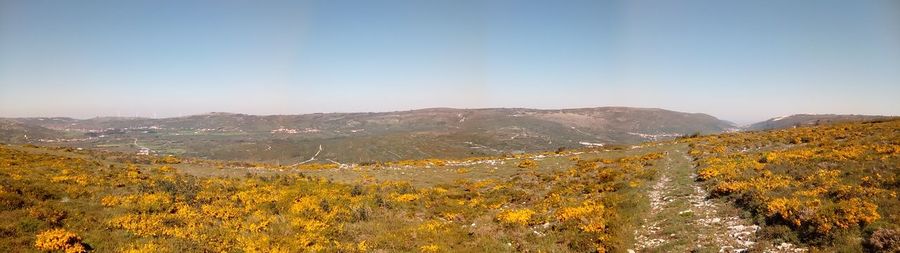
[350,185,364,196]
[689,120,900,250]
[28,204,67,226]
[155,156,181,164]
[497,208,535,226]
[866,228,900,253]
[517,159,537,169]
[0,192,27,211]
[34,228,86,253]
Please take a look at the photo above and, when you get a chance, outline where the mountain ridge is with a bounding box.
[4,106,721,120]
[747,114,894,131]
[1,106,733,163]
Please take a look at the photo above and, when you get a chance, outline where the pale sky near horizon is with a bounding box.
[1,0,898,124]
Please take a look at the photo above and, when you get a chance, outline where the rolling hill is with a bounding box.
[0,119,68,143]
[2,107,735,163]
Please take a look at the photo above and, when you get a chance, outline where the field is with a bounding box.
[0,119,898,252]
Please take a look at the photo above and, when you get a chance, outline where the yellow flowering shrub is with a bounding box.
[101,192,173,213]
[34,228,86,253]
[391,193,420,203]
[557,201,607,233]
[690,119,899,249]
[517,159,538,169]
[497,208,535,225]
[419,244,440,252]
[417,220,445,232]
[0,126,670,252]
[832,198,880,229]
[158,165,176,172]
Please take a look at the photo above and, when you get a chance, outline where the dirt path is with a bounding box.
[632,144,774,252]
[293,144,323,166]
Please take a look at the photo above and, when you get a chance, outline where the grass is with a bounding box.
[304,144,671,187]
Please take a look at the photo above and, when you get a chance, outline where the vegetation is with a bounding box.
[2,118,896,252]
[0,141,665,252]
[687,119,900,251]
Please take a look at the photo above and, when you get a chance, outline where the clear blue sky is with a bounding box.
[1,0,898,124]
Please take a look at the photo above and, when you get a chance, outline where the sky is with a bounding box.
[1,0,898,124]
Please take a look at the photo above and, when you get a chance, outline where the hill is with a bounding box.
[2,107,734,163]
[747,114,892,131]
[687,119,900,252]
[0,119,68,143]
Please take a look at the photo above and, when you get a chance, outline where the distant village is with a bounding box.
[270,127,320,134]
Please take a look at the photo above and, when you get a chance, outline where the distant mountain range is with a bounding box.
[747,114,893,131]
[11,107,733,134]
[0,107,891,163]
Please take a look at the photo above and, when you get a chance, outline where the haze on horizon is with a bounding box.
[1,0,899,125]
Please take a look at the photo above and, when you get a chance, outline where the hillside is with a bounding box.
[1,119,896,252]
[747,114,891,131]
[3,107,734,163]
[0,119,67,143]
[686,119,899,252]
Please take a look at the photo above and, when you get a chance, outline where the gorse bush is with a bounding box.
[496,208,535,226]
[0,142,665,252]
[25,120,898,251]
[517,159,538,169]
[687,119,900,251]
[34,228,86,253]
